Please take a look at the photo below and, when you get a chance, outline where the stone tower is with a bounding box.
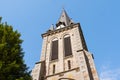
[31,9,99,80]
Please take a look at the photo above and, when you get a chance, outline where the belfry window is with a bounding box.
[64,35,72,57]
[51,38,58,60]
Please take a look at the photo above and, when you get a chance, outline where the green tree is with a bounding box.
[0,18,31,80]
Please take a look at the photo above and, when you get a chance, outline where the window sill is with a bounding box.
[64,55,73,59]
[50,59,59,63]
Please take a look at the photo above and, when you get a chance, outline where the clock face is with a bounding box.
[56,24,65,29]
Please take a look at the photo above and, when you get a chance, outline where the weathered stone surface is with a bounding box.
[31,10,99,80]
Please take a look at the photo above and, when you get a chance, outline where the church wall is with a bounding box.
[84,50,99,80]
[44,25,93,80]
[44,25,83,77]
[46,69,84,80]
[31,63,42,80]
[40,37,48,61]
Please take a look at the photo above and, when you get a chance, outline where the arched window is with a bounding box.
[51,38,58,60]
[64,35,72,57]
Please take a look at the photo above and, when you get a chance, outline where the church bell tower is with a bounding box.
[31,9,99,80]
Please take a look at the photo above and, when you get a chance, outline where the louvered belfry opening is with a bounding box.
[51,39,58,60]
[64,35,72,57]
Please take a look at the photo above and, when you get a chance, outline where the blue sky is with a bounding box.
[0,0,120,80]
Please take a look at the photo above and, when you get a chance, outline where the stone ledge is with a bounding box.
[45,67,80,78]
[42,23,79,38]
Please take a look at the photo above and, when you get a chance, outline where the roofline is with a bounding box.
[41,23,79,38]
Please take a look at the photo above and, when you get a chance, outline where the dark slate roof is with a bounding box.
[56,9,74,27]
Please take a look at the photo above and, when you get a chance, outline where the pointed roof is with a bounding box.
[49,24,54,30]
[56,9,74,27]
[47,24,54,32]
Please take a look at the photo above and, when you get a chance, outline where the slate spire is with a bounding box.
[56,9,74,27]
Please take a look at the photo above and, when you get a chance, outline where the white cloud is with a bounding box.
[100,65,120,80]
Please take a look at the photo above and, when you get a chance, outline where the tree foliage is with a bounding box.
[0,18,31,80]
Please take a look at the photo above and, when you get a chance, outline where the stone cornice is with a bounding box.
[41,23,80,38]
[35,60,45,64]
[45,67,80,78]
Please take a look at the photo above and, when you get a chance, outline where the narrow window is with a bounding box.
[64,35,72,57]
[51,39,58,60]
[68,60,71,69]
[53,64,55,74]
